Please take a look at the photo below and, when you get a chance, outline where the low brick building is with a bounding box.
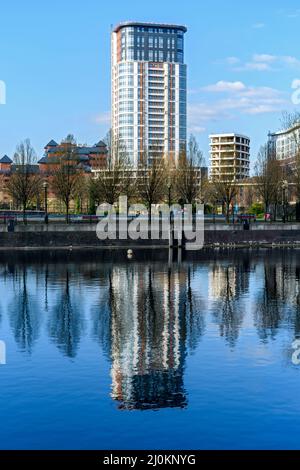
[0,139,108,211]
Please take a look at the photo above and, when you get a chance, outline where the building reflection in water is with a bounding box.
[208,259,251,347]
[6,250,300,398]
[96,263,205,410]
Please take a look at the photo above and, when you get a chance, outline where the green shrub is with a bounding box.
[249,203,264,216]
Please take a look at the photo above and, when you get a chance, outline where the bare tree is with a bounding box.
[243,184,255,211]
[87,177,99,215]
[175,135,205,205]
[89,132,135,216]
[93,157,133,207]
[6,139,42,223]
[51,138,81,223]
[103,129,112,164]
[281,111,300,135]
[0,174,8,209]
[62,134,77,145]
[136,153,166,219]
[254,144,282,219]
[75,174,89,214]
[208,180,238,223]
[188,134,205,167]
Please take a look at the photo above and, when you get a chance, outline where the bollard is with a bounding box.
[7,219,15,233]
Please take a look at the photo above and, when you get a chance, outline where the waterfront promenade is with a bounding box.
[0,222,300,250]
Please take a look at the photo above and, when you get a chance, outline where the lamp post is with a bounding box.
[43,181,48,225]
[167,179,173,248]
[168,180,171,208]
[282,180,288,224]
[232,203,235,225]
[167,178,173,224]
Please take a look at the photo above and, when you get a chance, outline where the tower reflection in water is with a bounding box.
[104,264,203,410]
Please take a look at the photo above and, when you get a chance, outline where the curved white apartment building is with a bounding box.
[268,123,300,164]
[111,22,187,166]
[210,133,250,182]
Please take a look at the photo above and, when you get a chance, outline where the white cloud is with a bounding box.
[94,112,111,124]
[188,88,202,95]
[188,125,206,134]
[188,82,287,129]
[287,9,300,18]
[253,54,276,63]
[243,62,271,71]
[244,105,280,115]
[225,56,240,65]
[283,56,300,67]
[228,54,300,72]
[252,23,265,29]
[241,86,282,98]
[203,81,246,92]
[188,103,229,127]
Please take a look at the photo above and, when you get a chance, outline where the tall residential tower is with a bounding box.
[111,22,187,166]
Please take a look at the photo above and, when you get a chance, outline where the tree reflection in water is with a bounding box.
[8,266,41,353]
[48,270,84,359]
[6,250,300,410]
[254,259,300,341]
[210,261,250,348]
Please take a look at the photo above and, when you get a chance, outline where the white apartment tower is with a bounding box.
[210,133,250,182]
[111,22,187,166]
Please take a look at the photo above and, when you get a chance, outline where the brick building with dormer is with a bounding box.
[0,139,108,210]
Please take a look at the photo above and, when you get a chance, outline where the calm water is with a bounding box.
[1,249,300,450]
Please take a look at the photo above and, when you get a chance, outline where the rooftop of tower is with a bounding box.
[113,21,187,33]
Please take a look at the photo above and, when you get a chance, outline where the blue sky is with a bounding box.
[0,0,300,169]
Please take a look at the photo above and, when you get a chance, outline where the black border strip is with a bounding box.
[0,451,299,465]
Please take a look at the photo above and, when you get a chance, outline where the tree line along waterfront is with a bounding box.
[2,113,300,224]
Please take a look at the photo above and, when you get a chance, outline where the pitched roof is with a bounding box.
[0,155,12,164]
[45,140,58,148]
[38,157,47,164]
[94,140,107,148]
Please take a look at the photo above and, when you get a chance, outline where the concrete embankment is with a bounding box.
[204,223,300,248]
[0,223,300,250]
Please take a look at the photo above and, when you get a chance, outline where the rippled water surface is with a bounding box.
[1,250,300,450]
